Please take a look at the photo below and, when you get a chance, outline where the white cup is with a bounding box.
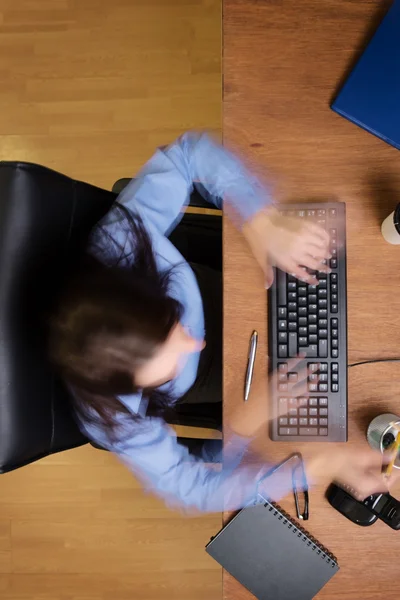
[381,204,400,244]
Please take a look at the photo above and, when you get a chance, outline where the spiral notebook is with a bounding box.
[206,496,339,600]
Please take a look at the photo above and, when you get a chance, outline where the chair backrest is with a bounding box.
[0,162,115,473]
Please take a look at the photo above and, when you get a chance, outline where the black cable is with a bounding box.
[348,358,400,369]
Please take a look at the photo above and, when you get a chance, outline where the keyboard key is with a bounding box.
[288,409,298,417]
[299,418,308,426]
[332,383,339,392]
[319,418,328,426]
[278,307,287,318]
[278,270,287,305]
[279,417,288,425]
[319,408,328,416]
[319,373,328,382]
[298,297,307,306]
[278,320,287,330]
[319,329,328,338]
[298,287,307,296]
[278,372,287,382]
[288,302,297,311]
[289,312,297,321]
[288,333,297,357]
[309,294,317,303]
[299,336,308,346]
[331,273,338,283]
[298,397,308,406]
[309,373,318,382]
[331,294,338,303]
[299,317,307,326]
[288,292,297,302]
[288,397,298,406]
[279,332,288,343]
[289,418,298,426]
[309,304,317,313]
[300,428,318,436]
[279,383,288,392]
[318,339,328,358]
[332,348,338,358]
[309,334,318,344]
[278,363,288,372]
[288,373,298,383]
[308,383,318,392]
[319,309,328,318]
[329,208,337,217]
[309,314,317,324]
[304,345,318,357]
[309,418,318,426]
[318,279,327,288]
[299,307,307,316]
[309,324,317,334]
[331,284,338,293]
[331,329,338,338]
[331,318,338,328]
[331,363,338,372]
[319,383,328,392]
[299,408,308,416]
[331,304,338,313]
[318,299,328,309]
[332,373,338,383]
[309,408,318,416]
[319,428,328,436]
[319,397,328,405]
[278,344,288,357]
[279,428,298,436]
[288,322,297,331]
[288,282,296,291]
[308,363,319,372]
[319,363,328,372]
[317,209,326,216]
[299,326,307,336]
[332,339,338,349]
[309,398,318,406]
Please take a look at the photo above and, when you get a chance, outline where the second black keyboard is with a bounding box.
[268,202,348,442]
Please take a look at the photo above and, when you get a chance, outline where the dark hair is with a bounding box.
[49,204,182,437]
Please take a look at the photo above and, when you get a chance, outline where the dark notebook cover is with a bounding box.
[206,497,339,600]
[331,0,400,150]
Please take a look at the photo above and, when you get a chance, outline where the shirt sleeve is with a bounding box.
[109,131,273,236]
[80,413,294,513]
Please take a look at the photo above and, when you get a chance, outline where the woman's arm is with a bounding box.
[110,131,272,235]
[80,414,293,513]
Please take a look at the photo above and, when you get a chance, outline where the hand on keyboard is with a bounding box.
[242,207,331,287]
[227,356,314,438]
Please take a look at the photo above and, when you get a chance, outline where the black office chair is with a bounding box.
[0,162,222,474]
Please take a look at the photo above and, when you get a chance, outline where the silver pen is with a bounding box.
[244,330,258,401]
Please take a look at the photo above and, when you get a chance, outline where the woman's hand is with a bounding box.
[305,446,391,500]
[242,207,331,287]
[227,356,310,439]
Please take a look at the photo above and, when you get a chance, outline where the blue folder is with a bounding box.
[331,0,400,150]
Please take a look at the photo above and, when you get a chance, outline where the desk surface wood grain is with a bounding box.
[223,1,400,598]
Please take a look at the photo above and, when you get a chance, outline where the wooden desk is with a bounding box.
[223,1,400,598]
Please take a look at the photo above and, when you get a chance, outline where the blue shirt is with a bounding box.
[80,132,293,512]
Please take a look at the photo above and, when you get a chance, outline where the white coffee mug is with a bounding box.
[381,203,400,244]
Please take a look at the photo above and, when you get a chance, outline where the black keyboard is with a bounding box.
[268,202,347,442]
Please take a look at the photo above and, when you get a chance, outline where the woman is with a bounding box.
[49,132,389,512]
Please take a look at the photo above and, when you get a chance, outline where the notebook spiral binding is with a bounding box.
[265,500,338,568]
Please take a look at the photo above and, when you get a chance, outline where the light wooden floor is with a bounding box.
[0,1,222,599]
